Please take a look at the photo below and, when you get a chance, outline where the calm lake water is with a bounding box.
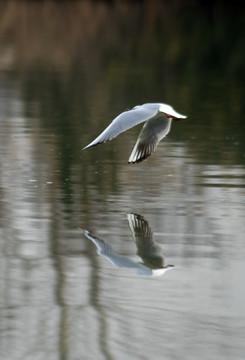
[0,1,245,360]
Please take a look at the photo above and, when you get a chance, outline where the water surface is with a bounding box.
[0,2,245,360]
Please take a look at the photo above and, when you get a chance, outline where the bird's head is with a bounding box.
[160,104,187,121]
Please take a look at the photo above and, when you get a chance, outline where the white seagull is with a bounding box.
[83,212,175,277]
[83,103,187,163]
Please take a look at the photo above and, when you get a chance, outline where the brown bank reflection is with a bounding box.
[84,213,175,277]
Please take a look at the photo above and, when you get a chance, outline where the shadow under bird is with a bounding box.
[83,103,187,163]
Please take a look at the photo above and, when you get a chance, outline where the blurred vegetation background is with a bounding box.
[0,0,244,167]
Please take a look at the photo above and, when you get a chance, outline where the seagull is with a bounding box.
[83,103,187,163]
[82,213,175,277]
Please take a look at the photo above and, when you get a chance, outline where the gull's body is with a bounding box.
[83,213,175,277]
[83,103,187,163]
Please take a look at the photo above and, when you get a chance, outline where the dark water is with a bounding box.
[0,1,245,359]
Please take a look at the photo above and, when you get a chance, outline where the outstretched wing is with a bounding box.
[128,115,172,163]
[82,104,160,150]
[127,213,153,244]
[83,230,114,256]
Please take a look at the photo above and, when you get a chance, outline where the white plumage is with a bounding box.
[83,212,175,277]
[83,103,187,163]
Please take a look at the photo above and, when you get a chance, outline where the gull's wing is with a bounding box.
[82,104,160,150]
[127,213,153,244]
[128,115,172,163]
[84,230,114,256]
[84,229,151,272]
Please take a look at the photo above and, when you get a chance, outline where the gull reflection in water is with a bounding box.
[84,213,175,277]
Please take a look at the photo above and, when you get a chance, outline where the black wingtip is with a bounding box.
[128,152,152,164]
[128,157,149,164]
